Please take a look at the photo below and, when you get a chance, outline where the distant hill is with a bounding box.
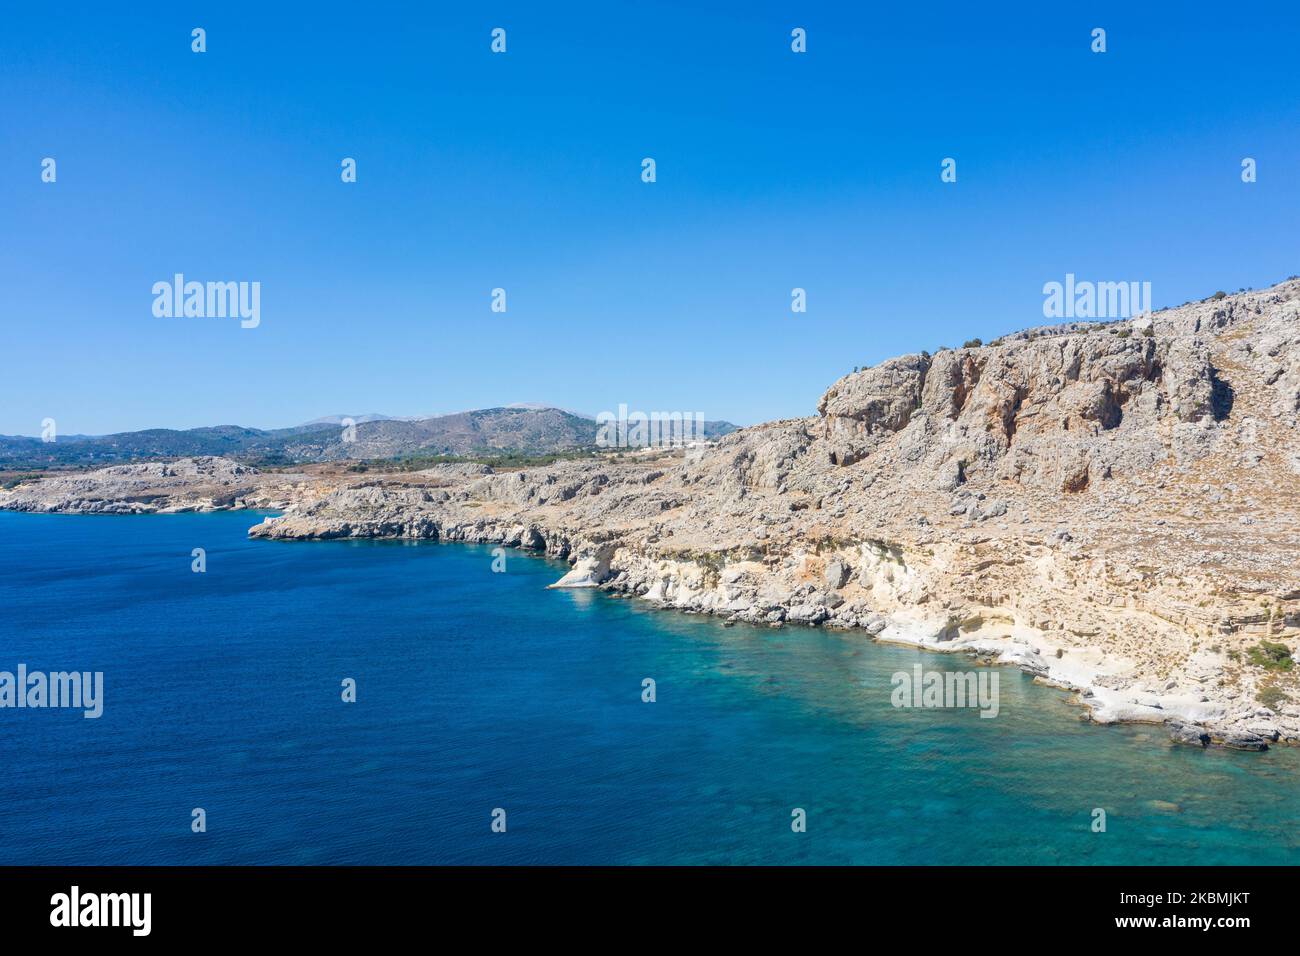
[0,423,338,470]
[0,407,739,470]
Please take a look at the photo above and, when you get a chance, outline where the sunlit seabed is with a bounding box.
[0,510,1296,865]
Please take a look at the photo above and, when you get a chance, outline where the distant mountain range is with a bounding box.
[0,407,739,470]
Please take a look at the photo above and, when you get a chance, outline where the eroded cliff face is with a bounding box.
[815,287,1290,497]
[6,280,1300,749]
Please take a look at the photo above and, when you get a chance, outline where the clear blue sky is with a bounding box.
[3,1,1298,435]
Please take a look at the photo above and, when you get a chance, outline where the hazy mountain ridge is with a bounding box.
[0,407,738,469]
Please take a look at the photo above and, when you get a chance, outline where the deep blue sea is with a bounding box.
[1,510,1297,865]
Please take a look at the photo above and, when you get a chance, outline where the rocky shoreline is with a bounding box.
[244,507,1292,752]
[6,280,1300,751]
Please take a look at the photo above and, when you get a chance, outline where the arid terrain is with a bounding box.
[7,280,1300,750]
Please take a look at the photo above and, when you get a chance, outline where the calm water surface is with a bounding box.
[0,510,1296,864]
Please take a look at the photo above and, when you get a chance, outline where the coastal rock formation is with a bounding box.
[0,457,290,514]
[6,280,1300,749]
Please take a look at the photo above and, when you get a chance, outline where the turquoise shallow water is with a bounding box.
[0,509,1296,865]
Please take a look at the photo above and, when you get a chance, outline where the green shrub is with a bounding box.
[1247,640,1294,671]
[0,472,44,490]
[1258,681,1291,712]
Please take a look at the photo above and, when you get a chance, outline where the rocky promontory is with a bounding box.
[6,280,1300,750]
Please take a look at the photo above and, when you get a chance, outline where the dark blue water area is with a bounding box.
[0,510,1296,865]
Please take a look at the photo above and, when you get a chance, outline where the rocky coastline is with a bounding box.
[6,280,1300,751]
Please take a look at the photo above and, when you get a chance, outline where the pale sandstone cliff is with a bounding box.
[6,280,1300,749]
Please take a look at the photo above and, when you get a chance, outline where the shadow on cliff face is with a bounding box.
[1210,369,1235,421]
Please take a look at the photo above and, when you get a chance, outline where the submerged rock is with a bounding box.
[1167,722,1210,748]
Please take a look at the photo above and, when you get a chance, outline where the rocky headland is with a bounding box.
[6,280,1300,750]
